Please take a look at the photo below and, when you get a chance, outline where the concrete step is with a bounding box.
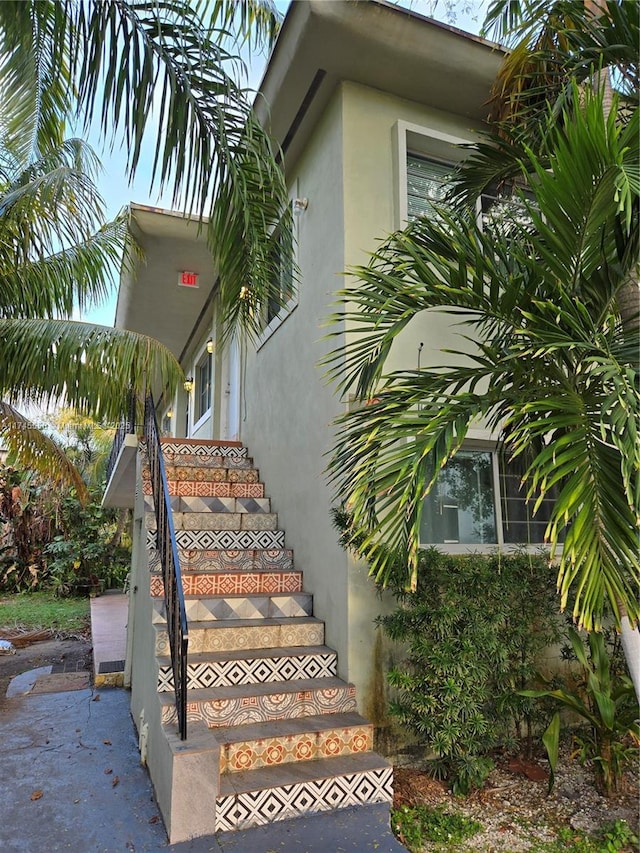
[152,593,313,623]
[156,645,338,691]
[146,528,285,551]
[159,438,248,458]
[215,752,393,832]
[159,677,357,728]
[150,569,303,598]
[216,712,374,774]
[154,616,325,655]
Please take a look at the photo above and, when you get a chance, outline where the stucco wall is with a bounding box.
[240,79,492,719]
[241,87,352,684]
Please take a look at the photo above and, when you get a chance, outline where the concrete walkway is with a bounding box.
[0,593,406,853]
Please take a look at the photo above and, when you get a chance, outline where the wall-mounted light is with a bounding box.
[206,339,215,354]
[292,197,308,216]
[183,377,194,393]
[166,408,173,419]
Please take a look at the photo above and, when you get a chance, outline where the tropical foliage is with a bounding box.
[522,628,640,797]
[0,0,287,486]
[325,4,639,635]
[326,88,639,629]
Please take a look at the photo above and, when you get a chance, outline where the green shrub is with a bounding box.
[378,549,561,793]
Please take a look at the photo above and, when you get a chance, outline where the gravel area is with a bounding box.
[393,752,639,851]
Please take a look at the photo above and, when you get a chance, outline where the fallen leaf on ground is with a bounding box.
[103,740,112,745]
[112,776,120,788]
[148,815,160,824]
[104,768,113,775]
[92,694,100,702]
[30,790,43,801]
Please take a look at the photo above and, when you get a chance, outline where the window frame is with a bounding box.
[256,187,300,350]
[191,344,213,434]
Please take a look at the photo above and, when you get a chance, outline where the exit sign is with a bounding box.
[179,270,199,288]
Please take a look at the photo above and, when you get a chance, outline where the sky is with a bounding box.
[81,0,487,328]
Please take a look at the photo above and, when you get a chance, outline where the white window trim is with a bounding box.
[394,120,474,230]
[190,341,213,435]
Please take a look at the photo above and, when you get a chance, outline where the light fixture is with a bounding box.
[292,197,308,216]
[183,377,194,393]
[206,338,215,354]
[166,408,173,419]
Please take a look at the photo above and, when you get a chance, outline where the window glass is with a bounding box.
[407,154,452,220]
[266,223,295,326]
[196,353,212,422]
[499,452,558,545]
[420,449,556,547]
[420,450,497,545]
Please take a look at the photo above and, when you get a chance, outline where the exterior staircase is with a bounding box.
[143,437,393,834]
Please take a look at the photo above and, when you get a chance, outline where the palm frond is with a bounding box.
[0,401,88,501]
[0,319,182,422]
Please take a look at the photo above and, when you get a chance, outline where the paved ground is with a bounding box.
[1,679,406,853]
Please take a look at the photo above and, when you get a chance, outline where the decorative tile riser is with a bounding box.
[155,622,324,655]
[150,467,260,484]
[145,512,278,533]
[221,726,373,774]
[214,767,393,832]
[162,685,357,728]
[151,571,302,598]
[143,480,265,498]
[144,496,271,514]
[159,548,294,573]
[157,652,337,692]
[159,441,247,458]
[146,529,284,551]
[143,455,252,471]
[184,594,313,622]
[166,457,254,470]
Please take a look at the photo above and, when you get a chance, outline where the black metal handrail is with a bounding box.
[143,393,189,740]
[106,392,138,482]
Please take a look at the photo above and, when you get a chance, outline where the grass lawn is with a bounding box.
[0,592,90,634]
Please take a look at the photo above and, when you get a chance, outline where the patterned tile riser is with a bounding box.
[146,529,285,551]
[155,622,325,655]
[142,466,260,483]
[157,652,338,692]
[221,726,373,774]
[143,480,265,498]
[158,441,248,458]
[144,496,271,514]
[214,767,394,832]
[148,549,294,573]
[151,572,303,598]
[161,685,357,727]
[162,454,254,469]
[181,594,313,622]
[145,512,278,533]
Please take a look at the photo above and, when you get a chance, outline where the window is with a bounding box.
[420,448,556,547]
[266,222,295,326]
[195,351,212,423]
[407,154,452,220]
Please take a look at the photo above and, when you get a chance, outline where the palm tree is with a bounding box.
[0,0,287,488]
[325,85,639,659]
